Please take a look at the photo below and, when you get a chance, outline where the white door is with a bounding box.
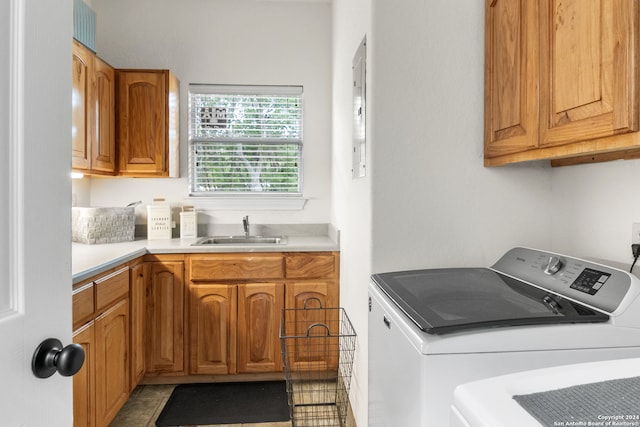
[0,0,74,425]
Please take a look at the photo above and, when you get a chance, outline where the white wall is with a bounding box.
[551,160,640,265]
[331,1,371,425]
[370,1,552,272]
[84,0,332,226]
[332,2,555,426]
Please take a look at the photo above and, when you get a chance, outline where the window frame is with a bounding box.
[187,84,304,199]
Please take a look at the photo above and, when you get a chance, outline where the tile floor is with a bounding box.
[108,384,292,427]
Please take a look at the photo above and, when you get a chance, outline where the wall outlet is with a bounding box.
[632,223,640,244]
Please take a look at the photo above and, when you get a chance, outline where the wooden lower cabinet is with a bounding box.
[145,260,185,375]
[71,251,339,400]
[283,281,339,372]
[285,252,339,311]
[72,265,132,427]
[73,322,95,427]
[285,280,338,311]
[130,262,146,388]
[184,252,338,378]
[189,281,285,375]
[237,282,284,373]
[95,298,130,427]
[189,283,237,375]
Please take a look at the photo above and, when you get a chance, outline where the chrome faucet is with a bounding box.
[242,215,250,237]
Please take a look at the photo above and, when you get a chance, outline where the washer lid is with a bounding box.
[371,268,609,334]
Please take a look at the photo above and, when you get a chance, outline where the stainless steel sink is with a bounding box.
[192,235,287,245]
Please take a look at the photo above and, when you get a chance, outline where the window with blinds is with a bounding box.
[188,84,303,196]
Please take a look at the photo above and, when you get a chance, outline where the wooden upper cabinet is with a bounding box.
[91,57,116,173]
[540,0,639,147]
[72,40,92,170]
[71,40,116,175]
[484,0,539,157]
[71,47,179,177]
[484,0,640,166]
[116,70,179,177]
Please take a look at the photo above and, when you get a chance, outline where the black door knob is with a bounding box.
[31,338,85,378]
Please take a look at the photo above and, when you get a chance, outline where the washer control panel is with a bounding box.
[570,268,611,295]
[491,247,632,314]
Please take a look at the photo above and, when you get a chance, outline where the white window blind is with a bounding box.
[188,84,303,196]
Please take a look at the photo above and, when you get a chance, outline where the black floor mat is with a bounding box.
[155,381,290,426]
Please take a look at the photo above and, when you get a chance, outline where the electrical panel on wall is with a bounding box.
[352,37,367,178]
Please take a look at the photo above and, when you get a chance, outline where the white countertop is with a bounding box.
[72,235,339,284]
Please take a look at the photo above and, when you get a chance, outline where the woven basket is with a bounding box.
[72,207,135,244]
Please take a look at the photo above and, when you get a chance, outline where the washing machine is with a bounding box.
[368,247,640,426]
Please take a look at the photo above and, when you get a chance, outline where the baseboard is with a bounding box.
[141,372,285,385]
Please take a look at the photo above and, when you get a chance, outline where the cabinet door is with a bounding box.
[117,70,167,176]
[73,321,95,427]
[237,282,284,373]
[190,283,237,375]
[540,0,639,147]
[146,261,185,374]
[72,40,92,170]
[95,299,129,427]
[91,57,116,173]
[283,281,339,372]
[129,263,145,388]
[286,281,338,311]
[484,0,539,157]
